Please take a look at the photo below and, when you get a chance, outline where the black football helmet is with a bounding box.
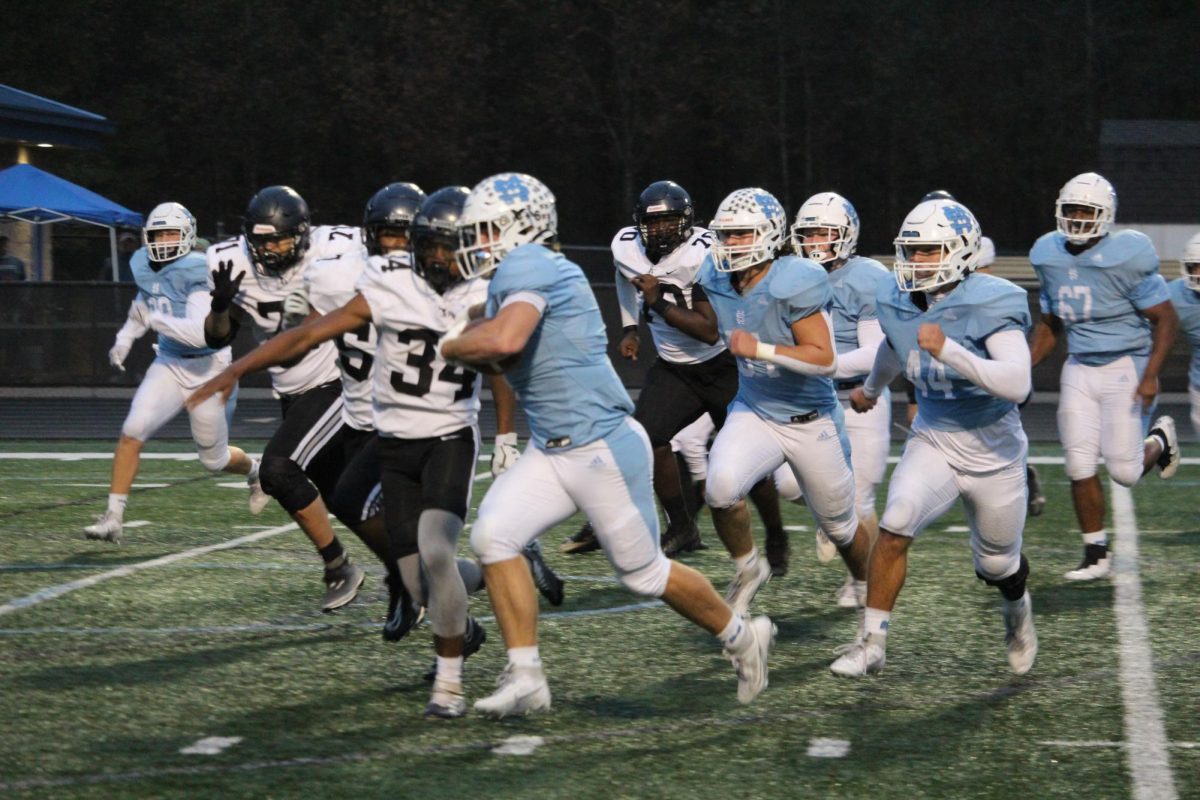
[921,189,956,203]
[411,186,470,294]
[364,182,426,256]
[243,186,311,275]
[634,180,694,261]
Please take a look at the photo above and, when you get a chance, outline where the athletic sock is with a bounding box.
[1082,529,1107,548]
[864,607,891,641]
[717,613,747,650]
[318,538,346,569]
[435,655,464,685]
[734,547,760,571]
[507,646,541,669]
[106,493,128,518]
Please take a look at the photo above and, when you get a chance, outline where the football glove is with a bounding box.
[209,259,244,313]
[282,289,310,328]
[108,340,130,372]
[491,432,520,477]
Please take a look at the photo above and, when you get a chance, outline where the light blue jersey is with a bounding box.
[486,244,634,451]
[130,249,216,359]
[1031,229,1168,366]
[828,256,889,377]
[699,255,838,422]
[1168,278,1200,388]
[877,273,1031,432]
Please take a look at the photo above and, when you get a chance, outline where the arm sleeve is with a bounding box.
[146,291,211,348]
[936,329,1031,403]
[863,340,902,399]
[615,269,640,328]
[114,297,151,347]
[833,318,884,379]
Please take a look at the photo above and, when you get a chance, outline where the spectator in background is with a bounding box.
[0,236,26,281]
[99,232,138,281]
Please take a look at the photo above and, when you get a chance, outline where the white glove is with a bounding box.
[282,289,310,328]
[109,339,131,372]
[491,432,520,477]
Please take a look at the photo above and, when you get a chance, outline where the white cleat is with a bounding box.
[724,557,771,616]
[84,511,123,544]
[1064,544,1111,581]
[830,632,886,677]
[835,575,865,608]
[815,529,838,563]
[247,474,270,515]
[474,664,551,718]
[1147,416,1181,479]
[1003,591,1038,675]
[424,679,467,719]
[725,615,776,704]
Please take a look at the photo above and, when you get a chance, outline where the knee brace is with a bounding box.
[617,553,672,598]
[258,455,319,515]
[976,552,1028,601]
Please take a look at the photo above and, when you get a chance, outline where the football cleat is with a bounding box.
[424,616,486,681]
[84,511,123,544]
[1147,416,1180,479]
[814,529,838,563]
[1026,464,1045,517]
[661,521,707,558]
[764,528,790,577]
[424,678,467,719]
[561,521,601,554]
[321,559,365,612]
[829,632,887,677]
[724,556,771,616]
[247,473,270,516]
[523,540,565,606]
[725,615,776,704]
[835,575,865,609]
[1064,543,1110,581]
[473,664,552,718]
[1003,591,1038,675]
[383,573,425,642]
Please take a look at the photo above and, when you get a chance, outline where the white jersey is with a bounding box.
[612,225,725,365]
[206,225,361,396]
[356,256,487,438]
[306,243,375,431]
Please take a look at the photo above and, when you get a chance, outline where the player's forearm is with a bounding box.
[1029,320,1058,366]
[1143,305,1179,381]
[204,309,234,348]
[488,373,518,434]
[938,331,1031,403]
[833,319,884,379]
[230,324,321,378]
[148,292,210,348]
[755,340,837,376]
[653,300,719,344]
[615,274,639,329]
[863,342,902,399]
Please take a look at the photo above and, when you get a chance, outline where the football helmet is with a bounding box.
[143,202,197,263]
[921,189,956,203]
[893,200,981,292]
[789,192,859,267]
[456,173,557,279]
[1181,232,1200,291]
[412,186,470,294]
[1055,172,1116,245]
[364,182,426,256]
[243,186,311,275]
[709,188,786,272]
[634,180,694,261]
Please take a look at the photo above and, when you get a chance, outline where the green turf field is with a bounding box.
[0,441,1196,799]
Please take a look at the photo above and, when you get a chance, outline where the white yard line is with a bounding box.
[0,522,299,617]
[1110,481,1178,800]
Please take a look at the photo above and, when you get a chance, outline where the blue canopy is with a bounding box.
[0,163,142,227]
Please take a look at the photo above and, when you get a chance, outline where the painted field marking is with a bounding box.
[180,737,243,756]
[1039,741,1198,750]
[64,483,169,489]
[1110,480,1177,800]
[491,736,545,756]
[783,525,809,532]
[944,525,970,533]
[806,738,850,758]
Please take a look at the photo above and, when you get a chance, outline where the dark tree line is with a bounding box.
[3,0,1196,256]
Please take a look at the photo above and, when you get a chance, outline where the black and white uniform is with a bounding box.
[205,225,361,513]
[613,225,738,447]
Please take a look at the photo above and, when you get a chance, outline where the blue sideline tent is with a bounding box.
[0,163,143,280]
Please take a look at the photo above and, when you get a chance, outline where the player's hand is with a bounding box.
[108,340,130,372]
[631,274,661,305]
[1134,373,1159,411]
[491,432,521,477]
[187,371,236,411]
[619,329,640,361]
[210,259,243,313]
[917,323,946,358]
[729,328,759,358]
[849,387,877,413]
[282,289,310,328]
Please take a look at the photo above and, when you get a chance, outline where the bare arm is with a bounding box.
[488,373,518,435]
[440,300,543,364]
[1029,313,1062,367]
[1135,300,1179,409]
[632,275,719,345]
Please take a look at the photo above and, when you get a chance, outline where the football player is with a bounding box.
[201,186,366,611]
[831,199,1038,677]
[1168,232,1200,438]
[1030,173,1180,580]
[85,203,265,543]
[771,191,890,605]
[695,188,871,618]
[442,173,775,717]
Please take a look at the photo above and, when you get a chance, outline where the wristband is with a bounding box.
[755,341,776,361]
[650,297,671,316]
[622,325,638,336]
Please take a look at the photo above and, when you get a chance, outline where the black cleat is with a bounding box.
[382,573,425,642]
[424,616,487,682]
[764,528,790,577]
[523,540,565,606]
[661,521,707,558]
[1026,464,1045,517]
[561,521,600,554]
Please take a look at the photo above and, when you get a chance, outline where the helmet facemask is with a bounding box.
[1055,173,1116,246]
[892,200,980,293]
[143,202,197,263]
[637,212,691,260]
[709,189,786,273]
[456,173,558,280]
[246,224,310,275]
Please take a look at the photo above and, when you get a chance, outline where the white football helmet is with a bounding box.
[893,200,981,293]
[456,173,557,279]
[790,192,859,266]
[1055,172,1116,245]
[709,188,786,272]
[1181,231,1200,291]
[142,202,197,263]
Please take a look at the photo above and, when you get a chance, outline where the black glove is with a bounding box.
[210,259,244,313]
